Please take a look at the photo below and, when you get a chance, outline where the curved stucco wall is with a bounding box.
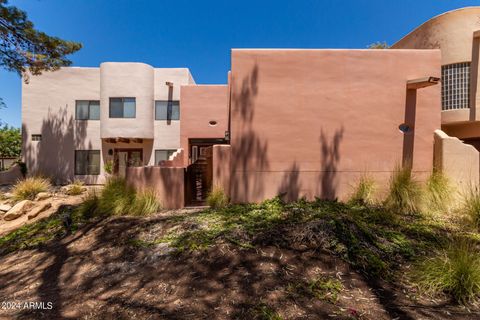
[393,7,480,65]
[100,62,154,138]
[393,7,480,125]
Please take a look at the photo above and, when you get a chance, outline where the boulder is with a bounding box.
[0,204,12,213]
[35,192,51,201]
[27,202,52,220]
[2,192,13,199]
[4,200,33,221]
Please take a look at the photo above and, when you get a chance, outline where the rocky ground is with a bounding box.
[0,204,478,320]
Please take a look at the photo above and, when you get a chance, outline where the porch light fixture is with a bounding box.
[406,76,440,89]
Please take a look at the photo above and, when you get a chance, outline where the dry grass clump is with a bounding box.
[76,177,160,217]
[423,171,453,214]
[413,239,480,304]
[12,177,51,201]
[349,175,376,205]
[207,185,229,209]
[384,166,422,214]
[66,180,85,196]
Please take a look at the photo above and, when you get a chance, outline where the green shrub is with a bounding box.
[77,177,159,217]
[463,187,480,228]
[132,190,161,216]
[75,192,100,219]
[424,171,453,214]
[207,185,229,209]
[104,160,113,174]
[349,175,376,205]
[66,180,85,196]
[12,177,51,201]
[413,239,480,304]
[385,166,422,214]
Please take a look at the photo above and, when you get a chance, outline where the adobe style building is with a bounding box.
[20,7,480,208]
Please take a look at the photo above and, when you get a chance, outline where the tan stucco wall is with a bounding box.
[393,7,480,124]
[434,129,479,191]
[126,166,184,209]
[229,49,441,203]
[212,145,231,196]
[22,64,193,184]
[22,67,101,184]
[100,62,154,139]
[180,85,229,166]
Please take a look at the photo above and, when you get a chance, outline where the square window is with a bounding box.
[155,101,180,120]
[154,149,176,165]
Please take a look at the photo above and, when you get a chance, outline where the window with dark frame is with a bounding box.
[109,97,136,118]
[154,149,176,165]
[75,150,101,175]
[155,100,180,120]
[441,62,470,110]
[76,100,100,120]
[31,134,42,141]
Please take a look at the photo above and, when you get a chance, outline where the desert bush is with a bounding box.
[77,177,159,217]
[423,171,453,214]
[349,175,376,205]
[12,177,51,201]
[207,185,229,209]
[104,160,113,175]
[413,239,480,304]
[463,187,480,228]
[384,166,422,214]
[132,190,161,216]
[66,180,85,196]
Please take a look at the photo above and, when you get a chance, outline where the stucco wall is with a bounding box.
[22,64,193,184]
[229,49,441,203]
[180,85,229,166]
[126,166,184,209]
[434,129,479,191]
[393,7,480,123]
[22,67,101,184]
[212,145,231,196]
[100,63,154,139]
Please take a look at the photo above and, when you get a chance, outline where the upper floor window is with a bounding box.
[76,100,100,120]
[442,62,470,110]
[155,100,180,120]
[31,134,42,141]
[109,97,136,118]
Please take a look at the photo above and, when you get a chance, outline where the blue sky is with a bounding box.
[1,0,480,128]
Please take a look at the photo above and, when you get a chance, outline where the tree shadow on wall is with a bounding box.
[230,63,270,203]
[277,162,301,202]
[22,106,89,184]
[318,127,344,200]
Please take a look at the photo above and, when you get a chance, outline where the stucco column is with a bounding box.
[471,31,480,120]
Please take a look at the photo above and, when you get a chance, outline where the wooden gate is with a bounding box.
[185,146,213,206]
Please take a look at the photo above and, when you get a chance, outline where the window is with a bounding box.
[155,149,176,165]
[109,98,136,118]
[75,150,100,175]
[76,100,100,120]
[155,100,180,120]
[441,62,470,110]
[32,134,42,141]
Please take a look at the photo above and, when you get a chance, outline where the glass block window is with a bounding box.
[441,62,470,110]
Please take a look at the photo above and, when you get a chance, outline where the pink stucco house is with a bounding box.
[21,7,480,208]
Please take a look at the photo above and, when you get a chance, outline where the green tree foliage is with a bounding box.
[367,41,390,49]
[0,125,21,157]
[0,0,82,80]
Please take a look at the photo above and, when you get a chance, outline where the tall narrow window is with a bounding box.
[109,98,136,118]
[75,150,101,175]
[154,149,176,165]
[155,101,180,120]
[76,100,100,120]
[441,62,470,110]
